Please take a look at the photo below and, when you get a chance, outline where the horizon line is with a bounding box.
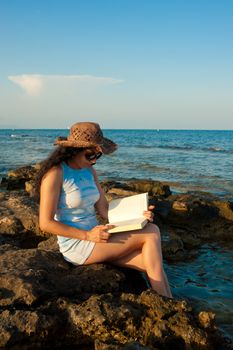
[1,127,233,131]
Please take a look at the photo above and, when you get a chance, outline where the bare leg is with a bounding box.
[163,269,172,298]
[84,223,172,298]
[110,248,172,298]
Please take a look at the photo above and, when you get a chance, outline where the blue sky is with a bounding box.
[0,0,232,129]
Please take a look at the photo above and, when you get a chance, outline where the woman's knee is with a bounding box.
[146,223,161,241]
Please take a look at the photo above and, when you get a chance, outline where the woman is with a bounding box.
[38,122,172,298]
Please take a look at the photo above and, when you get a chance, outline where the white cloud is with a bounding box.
[8,74,43,96]
[8,74,123,96]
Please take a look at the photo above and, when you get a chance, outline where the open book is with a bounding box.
[107,193,148,233]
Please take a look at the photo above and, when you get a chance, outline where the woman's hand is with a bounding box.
[143,205,155,222]
[86,225,115,243]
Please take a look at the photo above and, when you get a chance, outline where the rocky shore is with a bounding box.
[0,165,233,349]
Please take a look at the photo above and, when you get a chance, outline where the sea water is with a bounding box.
[1,129,233,199]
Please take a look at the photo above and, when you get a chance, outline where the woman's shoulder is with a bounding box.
[41,165,63,184]
[89,167,101,185]
[89,166,98,178]
[47,164,62,175]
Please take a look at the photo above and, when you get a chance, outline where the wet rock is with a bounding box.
[198,311,216,330]
[170,227,202,249]
[152,199,172,219]
[213,201,233,221]
[162,237,185,261]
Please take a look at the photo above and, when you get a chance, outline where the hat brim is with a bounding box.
[54,137,117,154]
[100,137,118,154]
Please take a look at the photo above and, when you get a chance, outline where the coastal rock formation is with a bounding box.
[102,180,233,253]
[0,242,222,349]
[0,190,46,249]
[1,165,38,191]
[0,245,127,307]
[0,167,232,349]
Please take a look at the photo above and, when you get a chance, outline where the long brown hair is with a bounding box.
[35,146,83,195]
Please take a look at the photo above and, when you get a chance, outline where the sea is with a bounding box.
[0,128,233,340]
[0,129,233,199]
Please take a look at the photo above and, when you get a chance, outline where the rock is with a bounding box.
[7,193,40,233]
[0,234,224,349]
[94,339,151,350]
[0,165,37,191]
[170,227,201,249]
[37,236,59,251]
[125,179,172,197]
[0,190,46,241]
[7,165,37,179]
[0,176,26,190]
[0,214,24,235]
[100,181,133,193]
[162,237,185,261]
[168,194,233,223]
[107,188,137,198]
[0,166,232,349]
[165,194,233,243]
[0,309,58,349]
[213,201,233,221]
[0,291,222,350]
[172,200,188,211]
[25,180,36,196]
[0,247,127,307]
[101,179,172,198]
[68,290,214,349]
[152,199,172,219]
[198,311,216,330]
[0,192,45,248]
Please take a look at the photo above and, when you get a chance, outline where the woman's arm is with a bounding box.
[91,168,109,220]
[39,166,112,242]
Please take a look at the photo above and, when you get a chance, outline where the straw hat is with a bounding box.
[54,122,117,154]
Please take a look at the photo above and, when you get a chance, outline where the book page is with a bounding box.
[107,217,148,234]
[109,217,146,227]
[108,193,148,223]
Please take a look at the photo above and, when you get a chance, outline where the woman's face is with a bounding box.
[70,148,102,168]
